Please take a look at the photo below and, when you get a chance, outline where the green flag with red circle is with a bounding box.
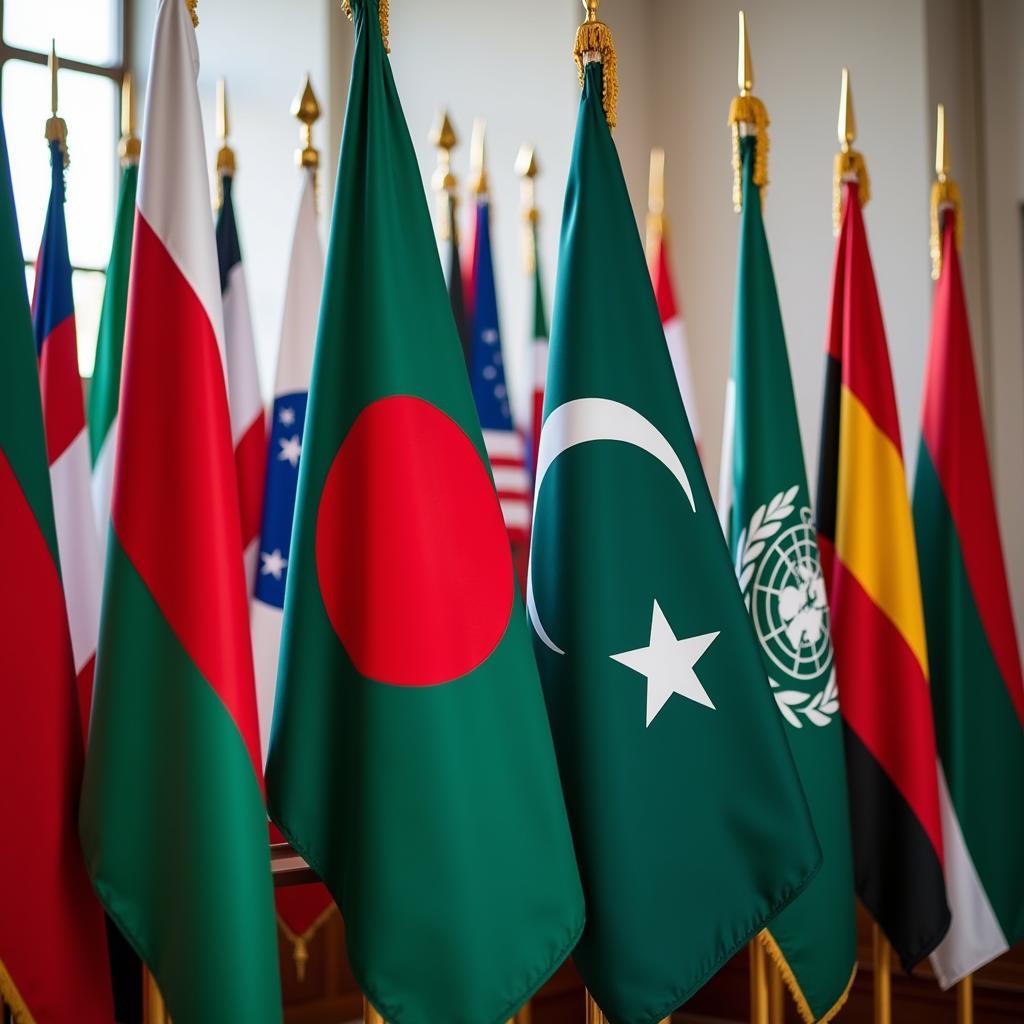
[265,4,584,1023]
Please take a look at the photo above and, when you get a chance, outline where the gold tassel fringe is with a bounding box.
[0,958,36,1024]
[833,149,870,235]
[728,95,770,212]
[573,21,618,129]
[930,179,962,280]
[185,0,198,27]
[757,928,857,1024]
[341,0,390,53]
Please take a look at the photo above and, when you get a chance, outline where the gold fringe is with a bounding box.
[0,958,37,1024]
[728,95,770,212]
[341,0,390,53]
[185,0,198,28]
[573,21,618,129]
[757,928,857,1024]
[833,149,870,235]
[276,904,339,984]
[930,178,962,280]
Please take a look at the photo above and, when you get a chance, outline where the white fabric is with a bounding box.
[51,430,102,675]
[136,0,226,370]
[222,261,263,446]
[482,428,525,459]
[931,764,1008,988]
[533,337,549,388]
[91,417,117,572]
[251,598,283,765]
[663,315,701,449]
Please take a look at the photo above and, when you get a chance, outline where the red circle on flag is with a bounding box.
[315,395,514,686]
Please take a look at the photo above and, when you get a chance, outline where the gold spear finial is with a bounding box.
[727,12,768,212]
[833,67,870,234]
[930,103,962,279]
[44,40,69,168]
[293,74,321,172]
[469,118,488,197]
[118,72,141,167]
[430,110,459,240]
[574,0,618,128]
[646,147,666,260]
[515,144,539,273]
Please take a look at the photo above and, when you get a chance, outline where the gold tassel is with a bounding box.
[185,0,198,27]
[573,16,618,129]
[832,149,870,235]
[341,0,390,53]
[930,178,962,280]
[727,95,769,212]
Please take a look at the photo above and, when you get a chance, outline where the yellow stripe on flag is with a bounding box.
[835,387,929,677]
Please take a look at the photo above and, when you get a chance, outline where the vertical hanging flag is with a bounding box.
[0,99,115,1024]
[468,122,531,549]
[215,79,266,592]
[719,21,855,1022]
[430,110,471,368]
[90,73,140,572]
[529,9,820,1022]
[266,4,584,1022]
[646,148,701,457]
[815,71,950,971]
[917,107,1024,988]
[32,45,102,740]
[79,2,283,1021]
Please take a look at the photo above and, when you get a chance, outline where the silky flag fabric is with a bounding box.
[216,173,266,592]
[649,224,701,456]
[529,58,819,1024]
[79,2,282,1021]
[528,222,549,482]
[89,161,138,573]
[441,194,471,368]
[815,181,950,970]
[469,198,531,544]
[266,4,584,1022]
[720,136,856,1023]
[32,140,103,739]
[0,112,115,1024]
[917,214,1024,987]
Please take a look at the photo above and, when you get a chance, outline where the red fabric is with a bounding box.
[650,236,678,325]
[316,395,514,686]
[36,316,84,465]
[0,452,114,1022]
[830,558,944,861]
[112,212,263,784]
[235,412,267,552]
[831,186,903,450]
[268,824,335,936]
[920,218,1024,728]
[76,653,95,742]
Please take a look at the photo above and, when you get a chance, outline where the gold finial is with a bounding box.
[186,0,199,28]
[646,147,666,259]
[44,40,69,168]
[216,77,236,179]
[516,144,539,273]
[430,110,459,240]
[573,0,618,129]
[727,12,768,212]
[930,103,962,279]
[341,0,390,54]
[833,68,870,234]
[293,74,321,172]
[469,118,488,197]
[118,72,141,166]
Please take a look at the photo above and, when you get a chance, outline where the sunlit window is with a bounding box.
[1,0,127,377]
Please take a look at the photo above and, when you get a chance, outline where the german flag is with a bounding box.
[815,85,950,971]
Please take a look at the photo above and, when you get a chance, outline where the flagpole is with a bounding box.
[956,974,974,1024]
[143,967,170,1024]
[364,996,386,1024]
[768,956,784,1023]
[872,923,891,1024]
[750,940,769,1024]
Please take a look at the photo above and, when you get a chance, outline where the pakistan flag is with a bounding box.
[528,40,821,1024]
[719,132,857,1022]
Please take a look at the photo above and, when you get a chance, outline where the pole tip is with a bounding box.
[935,103,949,180]
[515,144,538,179]
[469,117,487,196]
[838,67,856,150]
[429,110,457,152]
[738,11,753,95]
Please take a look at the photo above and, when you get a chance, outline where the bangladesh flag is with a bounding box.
[916,207,1024,986]
[720,131,856,1023]
[265,3,584,1023]
[528,32,820,1024]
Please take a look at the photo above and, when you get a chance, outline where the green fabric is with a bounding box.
[80,535,282,1023]
[722,136,856,1022]
[265,4,584,1023]
[532,224,548,339]
[0,120,58,563]
[530,64,820,1024]
[88,164,137,464]
[914,445,1024,942]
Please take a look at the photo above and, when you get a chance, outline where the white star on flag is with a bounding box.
[278,435,302,467]
[610,600,719,726]
[260,549,288,580]
[278,406,296,426]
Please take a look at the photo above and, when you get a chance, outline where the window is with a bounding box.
[0,0,129,376]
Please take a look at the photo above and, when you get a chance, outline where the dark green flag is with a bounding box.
[528,36,821,1024]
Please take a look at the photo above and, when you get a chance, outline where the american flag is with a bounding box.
[468,198,530,544]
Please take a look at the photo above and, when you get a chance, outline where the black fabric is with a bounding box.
[107,915,143,1023]
[815,352,842,544]
[214,175,242,293]
[446,200,471,370]
[843,725,951,971]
